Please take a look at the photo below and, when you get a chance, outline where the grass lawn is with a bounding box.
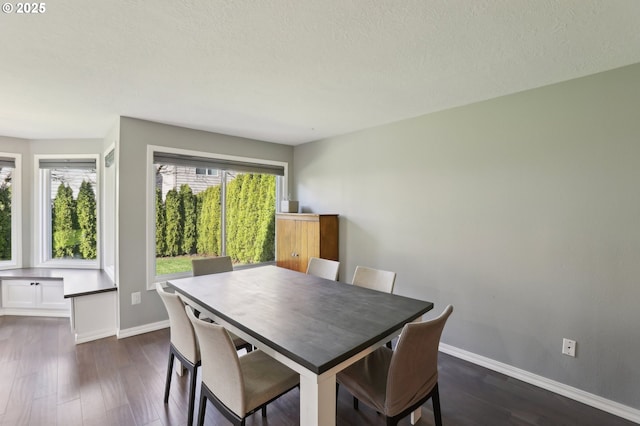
[156,255,205,276]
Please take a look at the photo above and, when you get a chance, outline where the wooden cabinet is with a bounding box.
[276,214,339,273]
[1,279,70,316]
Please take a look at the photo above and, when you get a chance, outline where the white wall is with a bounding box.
[293,63,640,409]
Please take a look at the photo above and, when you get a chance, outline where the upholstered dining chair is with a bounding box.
[185,305,300,426]
[337,305,453,426]
[306,257,340,280]
[192,255,233,276]
[156,283,254,426]
[353,265,397,349]
[351,265,396,293]
[155,282,201,426]
[190,255,253,352]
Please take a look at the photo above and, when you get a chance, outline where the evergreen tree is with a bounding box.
[164,189,183,256]
[180,184,197,255]
[254,175,276,262]
[76,180,97,259]
[53,184,75,258]
[225,173,247,261]
[196,185,221,255]
[155,188,166,256]
[240,174,261,263]
[0,183,11,260]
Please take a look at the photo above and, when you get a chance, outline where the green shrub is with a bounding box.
[76,181,97,259]
[164,189,182,256]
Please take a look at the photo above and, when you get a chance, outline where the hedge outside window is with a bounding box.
[0,154,19,266]
[153,151,284,278]
[38,157,99,265]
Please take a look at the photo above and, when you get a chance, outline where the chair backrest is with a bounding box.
[185,305,247,417]
[306,257,340,281]
[192,256,233,276]
[385,305,453,417]
[156,283,200,364]
[351,265,396,293]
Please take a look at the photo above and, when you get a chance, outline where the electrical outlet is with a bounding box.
[131,292,141,305]
[562,338,576,357]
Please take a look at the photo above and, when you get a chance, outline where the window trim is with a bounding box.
[146,145,288,290]
[34,154,101,269]
[0,152,22,270]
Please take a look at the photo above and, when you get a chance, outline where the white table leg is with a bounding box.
[300,373,336,426]
[410,407,422,424]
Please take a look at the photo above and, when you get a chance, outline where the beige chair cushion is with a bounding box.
[241,350,300,414]
[337,305,453,417]
[156,283,199,363]
[337,346,392,413]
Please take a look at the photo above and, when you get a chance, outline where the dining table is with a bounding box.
[167,265,434,426]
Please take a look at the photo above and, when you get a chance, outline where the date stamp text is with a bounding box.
[2,2,46,14]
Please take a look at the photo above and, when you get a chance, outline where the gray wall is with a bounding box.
[293,63,640,409]
[117,117,294,330]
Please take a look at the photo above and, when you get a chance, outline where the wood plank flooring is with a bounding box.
[0,315,635,426]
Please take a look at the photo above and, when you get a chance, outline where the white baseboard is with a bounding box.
[0,308,70,318]
[439,343,640,424]
[117,319,169,339]
[75,328,117,344]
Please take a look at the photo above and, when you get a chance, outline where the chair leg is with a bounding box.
[187,366,197,426]
[164,352,175,403]
[353,396,359,410]
[197,392,207,426]
[432,384,442,426]
[261,405,267,417]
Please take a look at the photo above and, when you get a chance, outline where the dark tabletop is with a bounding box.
[167,265,433,374]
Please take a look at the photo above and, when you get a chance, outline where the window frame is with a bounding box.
[0,152,22,270]
[146,145,288,290]
[195,168,219,176]
[34,154,101,269]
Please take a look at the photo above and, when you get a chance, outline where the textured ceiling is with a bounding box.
[1,0,639,145]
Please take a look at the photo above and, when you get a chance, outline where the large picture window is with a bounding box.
[0,154,21,268]
[36,156,99,267]
[149,148,286,284]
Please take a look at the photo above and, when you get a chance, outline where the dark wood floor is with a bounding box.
[0,315,634,426]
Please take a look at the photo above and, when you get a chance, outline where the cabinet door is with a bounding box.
[1,280,36,308]
[297,220,320,273]
[39,281,69,310]
[276,217,297,270]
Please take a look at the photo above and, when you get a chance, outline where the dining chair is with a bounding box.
[156,283,254,426]
[192,255,233,276]
[190,256,252,352]
[306,257,340,280]
[337,305,453,426]
[155,282,201,426]
[351,265,396,293]
[185,305,300,426]
[352,265,397,350]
